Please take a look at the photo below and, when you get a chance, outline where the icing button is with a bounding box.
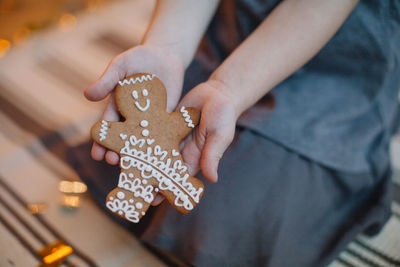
[140,120,149,127]
[142,129,149,137]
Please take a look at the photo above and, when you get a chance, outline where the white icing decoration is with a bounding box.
[132,90,139,99]
[142,180,147,185]
[142,211,145,215]
[154,145,168,160]
[180,107,195,128]
[142,89,148,96]
[140,120,149,127]
[106,197,140,223]
[129,199,134,203]
[142,129,149,137]
[173,160,187,174]
[117,192,125,199]
[119,136,203,211]
[172,150,180,157]
[147,139,155,145]
[120,133,127,140]
[135,99,150,112]
[129,135,145,148]
[118,74,155,86]
[99,120,109,141]
[118,173,154,203]
[136,202,143,209]
[129,173,134,178]
[155,188,159,192]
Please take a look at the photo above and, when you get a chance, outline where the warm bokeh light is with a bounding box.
[12,27,30,44]
[59,180,87,194]
[43,245,73,264]
[39,241,73,265]
[61,195,81,208]
[58,13,77,31]
[0,39,11,58]
[27,203,47,214]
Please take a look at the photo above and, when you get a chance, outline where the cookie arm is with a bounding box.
[91,120,125,153]
[171,106,201,139]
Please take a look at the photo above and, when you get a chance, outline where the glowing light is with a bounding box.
[39,241,73,264]
[27,203,46,214]
[61,195,80,208]
[59,180,87,194]
[58,13,77,31]
[0,39,11,58]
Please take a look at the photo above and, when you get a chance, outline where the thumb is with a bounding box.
[181,132,203,176]
[84,56,127,101]
[200,127,235,183]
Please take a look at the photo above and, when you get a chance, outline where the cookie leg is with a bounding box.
[106,187,152,223]
[106,170,158,223]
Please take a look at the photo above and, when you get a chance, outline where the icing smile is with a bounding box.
[132,89,150,112]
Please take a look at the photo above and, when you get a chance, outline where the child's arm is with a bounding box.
[85,0,220,165]
[179,0,359,182]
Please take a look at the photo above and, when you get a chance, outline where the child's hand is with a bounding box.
[178,79,238,183]
[84,45,185,165]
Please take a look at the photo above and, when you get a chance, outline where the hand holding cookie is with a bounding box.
[85,45,186,166]
[178,79,237,183]
[90,73,204,223]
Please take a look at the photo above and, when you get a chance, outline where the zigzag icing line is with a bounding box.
[180,107,195,128]
[118,74,155,86]
[120,156,196,210]
[120,141,201,201]
[99,120,109,141]
[119,136,203,210]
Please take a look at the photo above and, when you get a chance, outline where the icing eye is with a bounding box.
[132,90,138,99]
[142,89,148,96]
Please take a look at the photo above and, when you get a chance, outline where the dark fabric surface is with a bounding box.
[71,128,392,266]
[201,0,400,173]
[140,128,392,267]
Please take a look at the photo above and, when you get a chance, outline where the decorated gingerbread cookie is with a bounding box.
[91,73,204,223]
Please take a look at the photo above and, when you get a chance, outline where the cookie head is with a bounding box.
[115,73,167,119]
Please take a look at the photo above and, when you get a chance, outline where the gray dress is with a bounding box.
[140,0,400,266]
[75,0,400,266]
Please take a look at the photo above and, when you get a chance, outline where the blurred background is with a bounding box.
[0,0,169,266]
[0,0,399,266]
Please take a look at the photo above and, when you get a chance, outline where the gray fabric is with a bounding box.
[202,0,400,173]
[141,128,392,266]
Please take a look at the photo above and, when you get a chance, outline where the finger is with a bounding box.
[91,93,120,161]
[151,194,165,206]
[84,55,126,101]
[200,127,235,183]
[181,131,203,176]
[91,142,106,161]
[105,151,119,165]
[102,92,119,121]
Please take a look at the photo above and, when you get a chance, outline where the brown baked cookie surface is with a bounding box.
[91,73,204,223]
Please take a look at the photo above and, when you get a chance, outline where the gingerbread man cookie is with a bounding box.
[91,73,204,223]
